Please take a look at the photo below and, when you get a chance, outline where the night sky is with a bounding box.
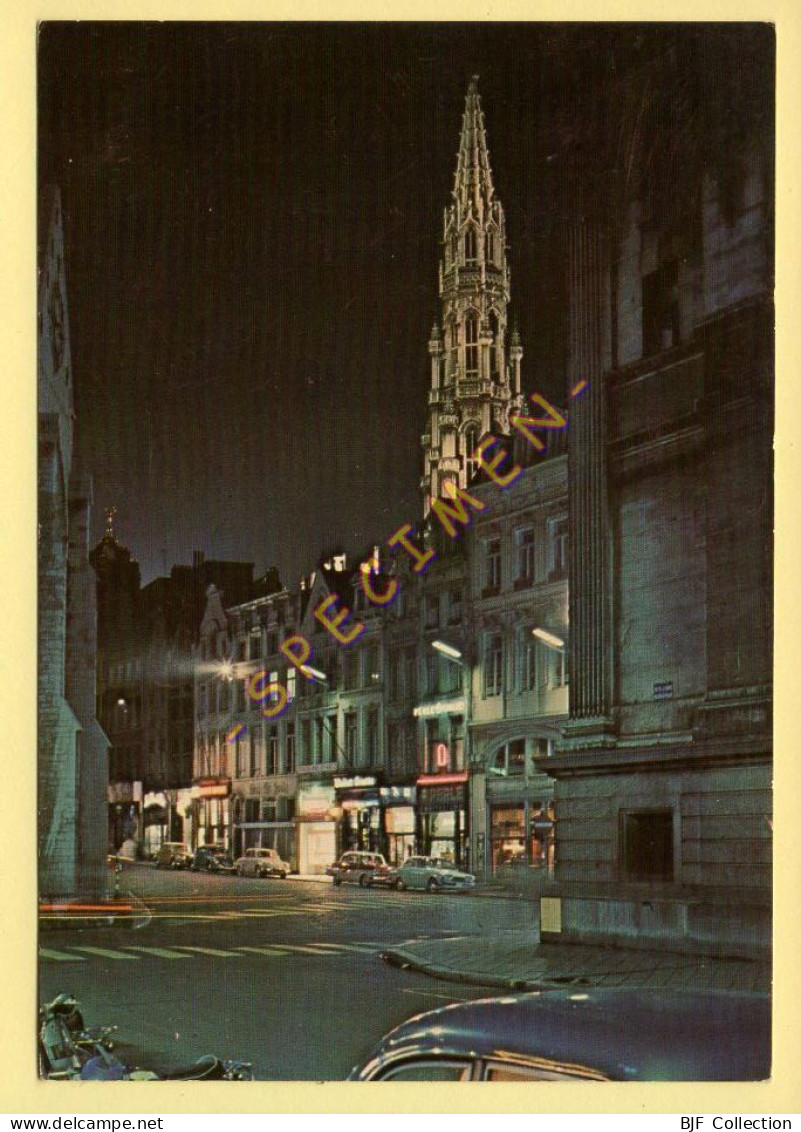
[36,23,665,585]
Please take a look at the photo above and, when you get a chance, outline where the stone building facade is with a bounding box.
[38,187,109,900]
[541,30,773,957]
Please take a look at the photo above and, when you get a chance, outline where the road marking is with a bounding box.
[39,947,86,962]
[177,946,243,957]
[72,946,140,960]
[125,946,194,959]
[238,946,290,956]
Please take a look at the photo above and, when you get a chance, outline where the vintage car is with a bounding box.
[234,847,291,878]
[191,845,236,873]
[392,856,475,893]
[350,988,771,1081]
[326,851,389,886]
[153,842,193,870]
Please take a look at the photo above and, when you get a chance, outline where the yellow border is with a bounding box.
[3,5,799,1115]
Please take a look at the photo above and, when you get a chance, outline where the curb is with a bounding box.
[381,947,542,992]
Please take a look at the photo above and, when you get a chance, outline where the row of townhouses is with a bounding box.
[89,36,772,959]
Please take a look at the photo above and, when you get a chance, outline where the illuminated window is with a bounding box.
[548,516,568,579]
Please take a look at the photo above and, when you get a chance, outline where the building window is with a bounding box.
[485,538,502,593]
[301,718,312,765]
[424,719,440,774]
[388,653,401,702]
[548,517,568,579]
[343,651,358,690]
[236,680,246,713]
[450,715,465,771]
[236,638,247,662]
[447,588,462,625]
[484,633,504,697]
[515,527,535,584]
[285,723,295,774]
[268,727,279,776]
[315,717,326,762]
[366,708,380,765]
[426,652,441,696]
[621,810,674,882]
[642,259,680,357]
[553,646,569,688]
[465,311,479,375]
[364,643,380,686]
[344,712,357,765]
[491,738,526,776]
[464,226,477,263]
[250,633,262,660]
[404,646,416,699]
[486,229,496,264]
[424,594,440,630]
[287,667,297,702]
[249,730,257,777]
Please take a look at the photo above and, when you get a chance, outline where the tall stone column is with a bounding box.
[562,217,616,746]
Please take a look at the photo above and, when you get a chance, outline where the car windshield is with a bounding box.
[431,859,457,870]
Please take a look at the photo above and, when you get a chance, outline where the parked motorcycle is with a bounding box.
[39,993,252,1081]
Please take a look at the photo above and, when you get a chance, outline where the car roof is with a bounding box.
[353,989,770,1081]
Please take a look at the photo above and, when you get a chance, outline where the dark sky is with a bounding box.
[36,23,650,585]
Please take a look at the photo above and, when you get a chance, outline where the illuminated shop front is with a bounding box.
[296,783,337,874]
[485,739,555,874]
[195,777,231,848]
[381,786,416,866]
[417,773,469,868]
[233,794,296,867]
[334,775,382,853]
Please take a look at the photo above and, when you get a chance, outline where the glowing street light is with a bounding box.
[532,628,565,651]
[431,640,463,663]
[301,665,328,683]
[218,661,234,681]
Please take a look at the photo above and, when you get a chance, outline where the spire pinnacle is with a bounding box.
[453,76,495,209]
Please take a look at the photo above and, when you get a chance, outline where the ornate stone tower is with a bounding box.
[422,76,525,511]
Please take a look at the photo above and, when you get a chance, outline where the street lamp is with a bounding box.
[532,628,565,651]
[300,664,328,684]
[431,639,464,665]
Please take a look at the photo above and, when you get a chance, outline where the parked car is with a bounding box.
[349,988,771,1081]
[365,862,400,888]
[326,851,388,886]
[154,842,192,870]
[393,856,475,893]
[191,846,235,873]
[234,847,291,879]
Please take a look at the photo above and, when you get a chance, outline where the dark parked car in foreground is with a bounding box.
[191,846,235,873]
[349,989,770,1081]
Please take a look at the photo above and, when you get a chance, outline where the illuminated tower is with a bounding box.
[421,76,525,511]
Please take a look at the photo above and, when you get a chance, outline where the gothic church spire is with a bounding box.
[421,78,525,512]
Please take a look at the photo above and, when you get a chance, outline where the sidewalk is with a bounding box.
[382,930,770,994]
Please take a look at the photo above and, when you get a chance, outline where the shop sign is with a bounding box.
[418,784,467,813]
[333,775,376,789]
[196,778,230,799]
[417,772,468,787]
[340,789,380,810]
[107,781,133,804]
[413,698,465,719]
[297,785,335,820]
[380,786,417,806]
